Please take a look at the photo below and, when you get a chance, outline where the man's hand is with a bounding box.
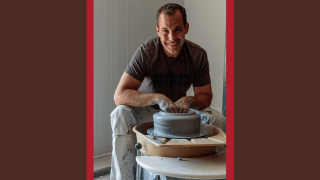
[151,95,179,113]
[175,96,195,113]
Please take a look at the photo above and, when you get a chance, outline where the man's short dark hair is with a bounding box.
[156,3,187,27]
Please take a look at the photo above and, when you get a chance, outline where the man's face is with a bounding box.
[156,10,189,59]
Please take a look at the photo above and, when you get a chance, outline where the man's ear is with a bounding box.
[156,25,160,36]
[185,22,189,34]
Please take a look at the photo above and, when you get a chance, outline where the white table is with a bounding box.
[136,147,226,179]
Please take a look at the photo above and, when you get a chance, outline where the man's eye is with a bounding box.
[163,30,168,33]
[176,29,181,32]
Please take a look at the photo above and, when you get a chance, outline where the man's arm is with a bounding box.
[114,72,179,113]
[175,83,213,112]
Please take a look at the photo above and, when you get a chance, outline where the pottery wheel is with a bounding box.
[147,111,207,139]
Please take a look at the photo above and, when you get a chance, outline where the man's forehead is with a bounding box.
[160,26,183,30]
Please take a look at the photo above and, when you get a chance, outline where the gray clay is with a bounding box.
[147,111,207,139]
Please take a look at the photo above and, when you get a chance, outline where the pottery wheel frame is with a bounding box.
[133,121,226,158]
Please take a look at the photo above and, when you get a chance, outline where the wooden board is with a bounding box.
[165,139,194,145]
[133,122,226,157]
[154,137,168,144]
[133,122,226,147]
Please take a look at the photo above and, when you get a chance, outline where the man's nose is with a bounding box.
[168,32,175,41]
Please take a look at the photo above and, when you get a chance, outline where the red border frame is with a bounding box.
[87,0,94,179]
[86,0,233,179]
[226,0,234,180]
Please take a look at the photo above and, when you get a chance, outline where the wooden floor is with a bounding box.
[94,154,112,179]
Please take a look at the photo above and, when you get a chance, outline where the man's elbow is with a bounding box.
[206,93,213,107]
[114,91,122,106]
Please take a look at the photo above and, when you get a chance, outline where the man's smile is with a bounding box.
[166,41,179,47]
[166,41,180,48]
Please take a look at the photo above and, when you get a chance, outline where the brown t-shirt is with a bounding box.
[125,37,210,102]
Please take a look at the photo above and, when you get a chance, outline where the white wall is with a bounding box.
[94,0,184,156]
[184,0,226,113]
[94,0,226,156]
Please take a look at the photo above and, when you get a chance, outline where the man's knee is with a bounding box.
[209,109,225,122]
[200,107,226,133]
[110,105,137,136]
[111,105,132,118]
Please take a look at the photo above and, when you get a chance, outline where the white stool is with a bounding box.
[136,147,226,180]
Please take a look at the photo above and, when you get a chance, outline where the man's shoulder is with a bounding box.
[184,39,206,53]
[140,37,161,52]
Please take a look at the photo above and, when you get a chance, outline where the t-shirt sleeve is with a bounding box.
[193,50,211,87]
[124,46,149,82]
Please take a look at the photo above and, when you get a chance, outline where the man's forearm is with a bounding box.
[114,89,179,113]
[175,93,212,113]
[114,89,159,107]
[191,93,212,110]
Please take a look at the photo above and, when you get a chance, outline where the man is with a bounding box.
[110,3,226,180]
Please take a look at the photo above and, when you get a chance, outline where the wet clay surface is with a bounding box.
[147,111,207,138]
[151,97,177,113]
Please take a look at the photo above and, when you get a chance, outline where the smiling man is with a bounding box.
[110,3,226,180]
[157,8,187,59]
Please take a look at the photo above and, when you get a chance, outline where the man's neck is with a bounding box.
[164,50,181,59]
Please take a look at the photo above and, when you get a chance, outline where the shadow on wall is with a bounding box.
[222,45,226,117]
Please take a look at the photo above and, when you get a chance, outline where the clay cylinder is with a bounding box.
[153,111,201,137]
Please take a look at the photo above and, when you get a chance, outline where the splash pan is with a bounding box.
[133,122,226,158]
